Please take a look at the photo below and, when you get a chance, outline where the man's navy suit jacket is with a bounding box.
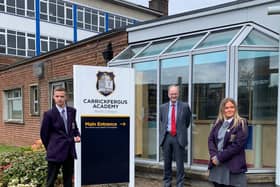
[159,101,192,148]
[40,106,80,162]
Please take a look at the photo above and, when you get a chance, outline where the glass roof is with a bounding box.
[111,24,278,63]
[114,43,147,60]
[136,39,174,57]
[241,29,278,46]
[164,34,204,54]
[196,28,240,48]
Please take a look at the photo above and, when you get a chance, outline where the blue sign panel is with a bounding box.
[81,116,129,185]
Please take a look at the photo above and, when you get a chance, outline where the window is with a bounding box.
[197,28,240,48]
[27,0,35,17]
[0,0,4,11]
[40,0,48,20]
[30,85,39,115]
[65,3,72,26]
[4,88,23,122]
[85,8,91,30]
[238,51,278,169]
[16,0,25,16]
[134,61,157,160]
[0,28,5,54]
[27,33,35,56]
[91,10,98,31]
[108,15,114,30]
[40,36,48,53]
[77,6,84,29]
[17,31,25,56]
[7,30,16,55]
[136,39,174,57]
[7,0,16,13]
[99,11,105,32]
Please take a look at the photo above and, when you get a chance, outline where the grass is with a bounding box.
[0,144,22,153]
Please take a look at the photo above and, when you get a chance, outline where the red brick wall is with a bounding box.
[0,31,128,146]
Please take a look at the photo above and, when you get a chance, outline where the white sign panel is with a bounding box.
[73,65,135,187]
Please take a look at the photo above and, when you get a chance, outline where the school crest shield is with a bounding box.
[96,71,115,96]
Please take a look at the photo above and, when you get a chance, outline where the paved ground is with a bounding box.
[82,176,162,187]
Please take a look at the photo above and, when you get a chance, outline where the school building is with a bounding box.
[0,0,280,186]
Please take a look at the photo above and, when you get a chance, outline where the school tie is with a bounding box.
[171,104,176,136]
[61,109,68,134]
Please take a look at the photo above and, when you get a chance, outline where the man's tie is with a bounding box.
[61,109,68,134]
[171,104,176,136]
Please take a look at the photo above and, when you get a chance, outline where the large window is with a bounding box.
[4,88,23,122]
[192,51,227,165]
[134,61,157,160]
[160,56,189,161]
[238,51,278,169]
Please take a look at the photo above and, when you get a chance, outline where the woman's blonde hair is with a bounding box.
[215,97,246,130]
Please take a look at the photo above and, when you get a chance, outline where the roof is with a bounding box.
[127,0,277,31]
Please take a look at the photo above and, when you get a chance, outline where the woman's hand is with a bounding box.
[211,156,219,165]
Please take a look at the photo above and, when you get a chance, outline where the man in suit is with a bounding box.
[159,85,192,187]
[40,87,81,187]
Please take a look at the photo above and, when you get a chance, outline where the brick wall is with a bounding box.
[0,30,128,146]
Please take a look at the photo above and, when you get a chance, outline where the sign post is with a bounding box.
[73,65,135,187]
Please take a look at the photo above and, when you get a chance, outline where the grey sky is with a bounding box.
[126,0,237,15]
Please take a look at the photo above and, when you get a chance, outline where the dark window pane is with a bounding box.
[7,0,15,6]
[27,0,34,10]
[40,14,47,20]
[66,20,72,26]
[58,42,64,48]
[99,16,104,27]
[16,9,24,15]
[78,11,83,21]
[57,5,64,17]
[0,47,5,53]
[27,33,35,37]
[7,34,16,48]
[28,50,35,56]
[8,30,16,34]
[28,38,35,49]
[0,34,5,45]
[85,11,90,24]
[17,49,25,56]
[49,16,56,22]
[7,7,15,13]
[8,48,16,54]
[16,0,24,8]
[66,8,72,19]
[40,1,47,12]
[41,40,48,51]
[92,25,97,32]
[17,36,25,49]
[57,18,64,24]
[49,3,56,16]
[27,11,34,17]
[92,14,97,25]
[50,41,56,50]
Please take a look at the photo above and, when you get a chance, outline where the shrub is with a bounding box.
[0,140,62,187]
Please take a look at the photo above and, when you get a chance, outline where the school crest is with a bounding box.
[96,71,115,96]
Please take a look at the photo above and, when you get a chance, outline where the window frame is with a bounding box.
[30,84,40,116]
[3,88,23,123]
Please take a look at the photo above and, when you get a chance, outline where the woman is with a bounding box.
[208,98,248,187]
